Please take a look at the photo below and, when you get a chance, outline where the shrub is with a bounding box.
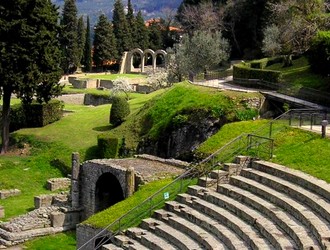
[97,134,119,158]
[308,31,330,76]
[233,64,282,83]
[23,100,64,127]
[1,100,63,132]
[109,96,130,126]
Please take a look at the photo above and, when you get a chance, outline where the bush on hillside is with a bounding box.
[97,134,119,158]
[308,31,330,76]
[109,96,130,127]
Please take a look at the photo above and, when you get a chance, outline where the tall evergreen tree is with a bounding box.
[113,0,133,58]
[60,0,79,73]
[82,16,92,72]
[148,19,163,50]
[135,11,149,50]
[77,16,86,66]
[126,0,137,48]
[0,0,62,153]
[93,14,118,71]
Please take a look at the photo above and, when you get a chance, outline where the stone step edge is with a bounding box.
[230,175,330,247]
[187,185,294,250]
[252,160,330,201]
[241,168,330,224]
[218,183,320,250]
[166,199,249,250]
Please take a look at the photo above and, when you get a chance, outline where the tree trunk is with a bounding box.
[1,89,11,154]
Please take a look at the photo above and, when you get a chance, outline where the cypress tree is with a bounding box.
[148,19,163,50]
[77,16,86,66]
[126,0,137,48]
[93,14,118,71]
[112,0,133,58]
[60,0,79,73]
[82,16,92,72]
[135,11,149,50]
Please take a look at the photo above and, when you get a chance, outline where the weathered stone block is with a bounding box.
[46,178,71,191]
[0,189,21,199]
[51,212,65,227]
[34,195,53,208]
[0,205,4,218]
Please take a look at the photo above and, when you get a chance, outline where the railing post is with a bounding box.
[310,114,314,130]
[299,114,302,127]
[269,122,273,138]
[289,112,292,126]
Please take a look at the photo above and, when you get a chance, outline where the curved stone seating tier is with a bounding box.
[102,157,330,250]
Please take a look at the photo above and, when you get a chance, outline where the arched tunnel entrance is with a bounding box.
[95,173,124,213]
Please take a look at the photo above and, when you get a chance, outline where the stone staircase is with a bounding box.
[101,156,330,250]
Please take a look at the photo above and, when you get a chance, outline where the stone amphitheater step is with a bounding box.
[140,217,201,250]
[198,170,229,188]
[240,168,330,224]
[176,190,274,249]
[165,199,250,250]
[153,209,227,250]
[112,234,149,250]
[102,243,124,250]
[218,183,320,250]
[229,175,330,248]
[125,227,177,250]
[251,160,330,201]
[186,185,295,249]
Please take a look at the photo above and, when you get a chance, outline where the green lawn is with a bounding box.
[265,56,330,90]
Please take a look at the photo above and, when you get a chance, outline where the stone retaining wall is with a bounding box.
[34,193,68,209]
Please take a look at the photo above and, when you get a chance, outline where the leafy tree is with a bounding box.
[308,31,330,76]
[113,0,133,58]
[262,24,282,56]
[60,0,79,74]
[110,96,130,127]
[82,16,92,72]
[77,16,86,65]
[175,30,230,75]
[93,14,118,71]
[111,78,134,99]
[263,0,329,65]
[135,11,149,50]
[0,0,62,153]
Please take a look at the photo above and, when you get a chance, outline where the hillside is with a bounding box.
[52,0,181,26]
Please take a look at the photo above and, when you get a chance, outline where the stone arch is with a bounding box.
[94,172,124,213]
[79,160,133,219]
[143,49,155,70]
[155,49,167,68]
[122,48,168,74]
[128,48,143,73]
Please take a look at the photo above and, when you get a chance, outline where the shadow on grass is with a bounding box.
[93,125,113,131]
[50,159,71,176]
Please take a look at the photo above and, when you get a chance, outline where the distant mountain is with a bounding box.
[52,0,182,26]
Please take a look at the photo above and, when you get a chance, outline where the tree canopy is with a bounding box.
[0,0,62,153]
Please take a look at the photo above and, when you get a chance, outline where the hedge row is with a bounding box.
[97,134,119,158]
[233,64,282,83]
[2,100,64,132]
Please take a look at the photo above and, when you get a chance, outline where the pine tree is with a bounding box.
[0,0,62,153]
[77,16,86,66]
[93,14,118,71]
[135,11,149,50]
[113,0,133,58]
[82,16,92,72]
[60,0,79,73]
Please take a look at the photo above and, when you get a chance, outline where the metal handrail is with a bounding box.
[79,108,327,250]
